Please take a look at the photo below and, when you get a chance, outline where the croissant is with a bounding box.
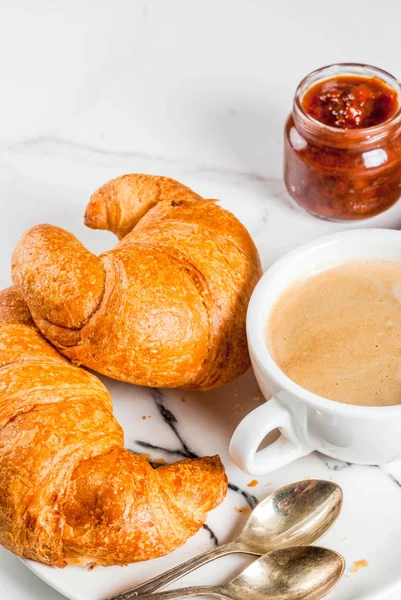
[12,174,262,389]
[0,287,227,567]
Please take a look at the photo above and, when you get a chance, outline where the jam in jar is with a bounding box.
[284,64,401,220]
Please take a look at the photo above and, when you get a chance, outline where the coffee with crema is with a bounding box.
[267,260,401,406]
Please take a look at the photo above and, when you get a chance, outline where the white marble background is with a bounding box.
[3,1,401,599]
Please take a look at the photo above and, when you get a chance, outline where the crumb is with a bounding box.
[180,396,186,403]
[87,563,96,571]
[265,482,272,486]
[251,396,261,401]
[142,416,147,420]
[139,453,151,462]
[247,479,258,487]
[153,458,166,467]
[351,559,368,573]
[330,475,334,480]
[235,507,251,515]
[253,386,260,393]
[234,403,242,410]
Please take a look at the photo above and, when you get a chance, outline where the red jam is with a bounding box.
[303,76,398,129]
[284,65,401,220]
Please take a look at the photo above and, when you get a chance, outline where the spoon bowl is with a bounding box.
[129,546,345,600]
[234,479,343,554]
[226,546,345,600]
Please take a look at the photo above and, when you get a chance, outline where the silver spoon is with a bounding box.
[109,480,342,599]
[121,546,345,600]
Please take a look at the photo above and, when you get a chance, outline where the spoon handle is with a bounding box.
[116,586,227,600]
[108,543,237,599]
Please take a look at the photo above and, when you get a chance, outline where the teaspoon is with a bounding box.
[121,546,345,600]
[109,479,342,599]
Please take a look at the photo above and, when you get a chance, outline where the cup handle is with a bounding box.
[229,398,311,475]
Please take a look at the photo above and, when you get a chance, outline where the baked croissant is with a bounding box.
[12,174,262,389]
[0,287,227,567]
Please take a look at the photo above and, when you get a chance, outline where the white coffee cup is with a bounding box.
[230,229,401,475]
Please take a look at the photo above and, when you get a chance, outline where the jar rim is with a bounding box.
[294,63,401,145]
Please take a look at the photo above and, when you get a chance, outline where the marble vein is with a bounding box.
[202,524,219,546]
[134,440,190,460]
[0,135,277,189]
[381,471,401,488]
[317,453,401,494]
[148,388,197,459]
[318,456,353,471]
[377,463,401,489]
[318,453,401,490]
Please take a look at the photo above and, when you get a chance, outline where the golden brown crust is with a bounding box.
[12,225,105,329]
[0,286,34,326]
[62,452,226,566]
[0,288,227,567]
[12,174,263,389]
[85,174,201,239]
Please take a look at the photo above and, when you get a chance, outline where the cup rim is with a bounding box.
[247,228,401,416]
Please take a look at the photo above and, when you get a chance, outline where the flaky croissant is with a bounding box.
[12,174,262,389]
[0,287,227,567]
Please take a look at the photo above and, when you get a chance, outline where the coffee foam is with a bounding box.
[267,260,401,406]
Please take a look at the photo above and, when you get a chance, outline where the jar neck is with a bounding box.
[293,103,401,149]
[293,63,401,149]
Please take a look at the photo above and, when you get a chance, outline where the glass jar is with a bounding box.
[284,63,401,220]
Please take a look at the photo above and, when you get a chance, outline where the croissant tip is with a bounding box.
[84,192,108,231]
[201,454,226,472]
[0,286,34,326]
